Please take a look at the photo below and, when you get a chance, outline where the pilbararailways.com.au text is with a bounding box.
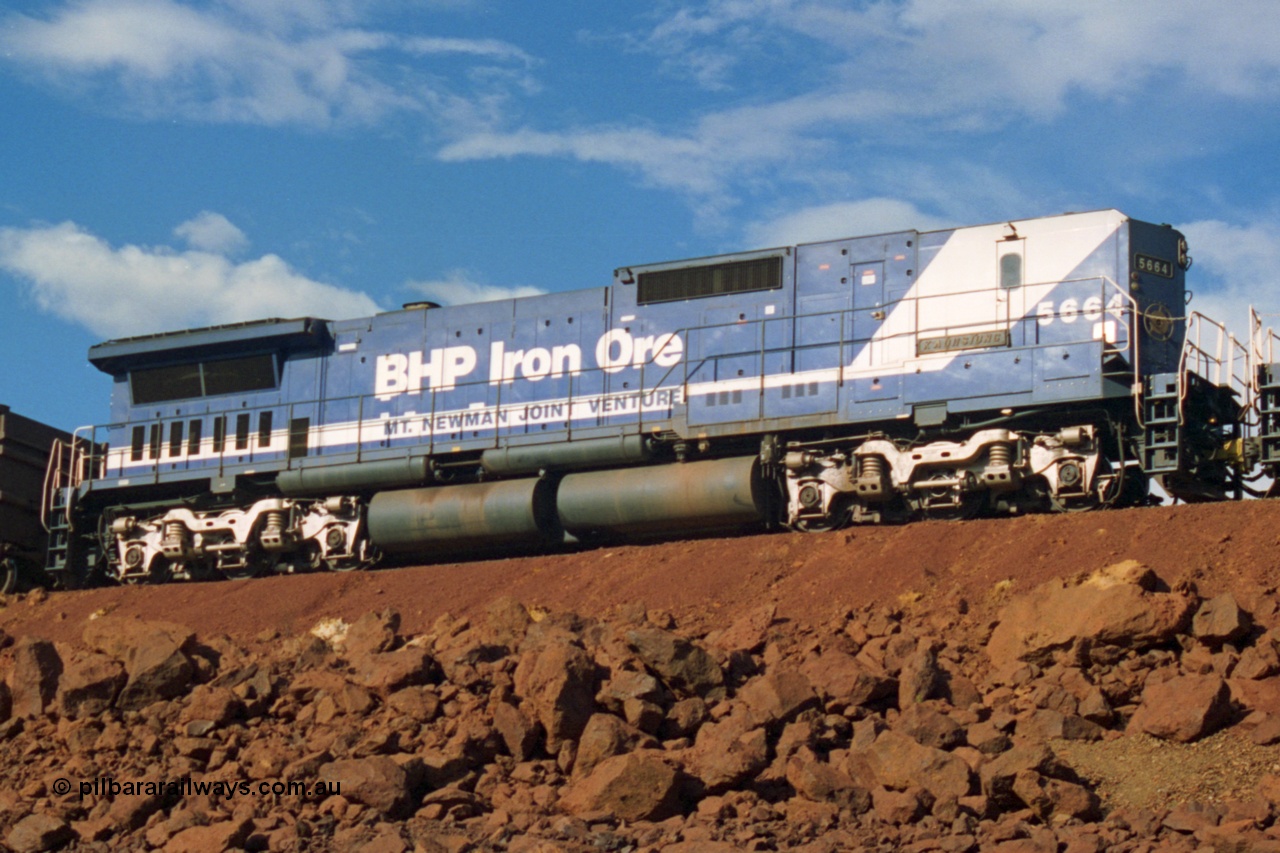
[57,777,338,800]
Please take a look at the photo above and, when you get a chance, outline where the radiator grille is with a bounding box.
[637,256,783,305]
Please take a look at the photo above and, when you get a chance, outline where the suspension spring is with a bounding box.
[261,509,288,550]
[161,520,188,557]
[163,521,186,545]
[263,510,286,536]
[989,443,1013,467]
[860,455,885,479]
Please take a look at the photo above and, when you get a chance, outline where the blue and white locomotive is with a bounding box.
[46,209,1246,583]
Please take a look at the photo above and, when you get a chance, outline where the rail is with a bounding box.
[1251,307,1280,398]
[39,433,94,533]
[1179,311,1250,423]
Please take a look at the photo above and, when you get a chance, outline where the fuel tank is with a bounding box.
[367,478,561,553]
[556,456,764,537]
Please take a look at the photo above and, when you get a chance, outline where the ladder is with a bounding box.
[1258,364,1280,470]
[1142,372,1182,476]
[40,438,78,575]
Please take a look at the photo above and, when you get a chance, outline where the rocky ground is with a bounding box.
[1,500,1280,851]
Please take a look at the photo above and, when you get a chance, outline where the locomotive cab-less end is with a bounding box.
[42,210,1247,585]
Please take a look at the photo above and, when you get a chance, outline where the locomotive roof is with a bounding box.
[88,317,331,375]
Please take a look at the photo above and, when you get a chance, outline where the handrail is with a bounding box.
[39,438,63,533]
[1095,276,1143,429]
[1179,311,1250,424]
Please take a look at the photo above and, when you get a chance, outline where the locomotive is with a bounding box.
[32,209,1264,585]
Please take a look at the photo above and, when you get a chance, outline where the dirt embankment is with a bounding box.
[0,500,1278,851]
[3,500,1277,648]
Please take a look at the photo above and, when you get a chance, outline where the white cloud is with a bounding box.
[647,1,1280,110]
[1180,218,1280,348]
[743,199,954,248]
[443,1,1280,205]
[0,220,381,339]
[402,36,533,64]
[0,0,531,127]
[408,270,546,305]
[174,211,249,254]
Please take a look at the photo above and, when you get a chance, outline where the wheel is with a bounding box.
[909,471,985,520]
[791,500,852,532]
[132,556,171,585]
[322,538,377,572]
[220,551,274,580]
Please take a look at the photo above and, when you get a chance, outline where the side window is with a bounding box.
[288,417,310,460]
[258,411,273,448]
[148,424,161,460]
[130,426,145,462]
[168,421,184,457]
[999,241,1025,289]
[188,419,202,455]
[212,416,226,452]
[235,413,250,451]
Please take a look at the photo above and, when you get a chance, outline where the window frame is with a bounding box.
[128,352,279,406]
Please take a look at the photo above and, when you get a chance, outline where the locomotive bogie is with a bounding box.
[781,424,1117,528]
[107,495,369,582]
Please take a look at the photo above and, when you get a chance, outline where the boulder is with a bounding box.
[713,603,777,654]
[343,610,400,658]
[106,793,166,833]
[1129,673,1232,742]
[623,697,664,733]
[853,730,973,801]
[986,561,1196,672]
[626,627,725,700]
[92,623,195,712]
[1235,640,1280,680]
[574,712,654,778]
[1252,714,1280,746]
[872,786,926,824]
[685,714,770,791]
[56,652,126,718]
[898,643,945,707]
[597,669,664,713]
[483,596,532,650]
[786,751,871,811]
[897,703,965,750]
[513,640,597,752]
[8,638,62,718]
[1229,676,1280,716]
[662,697,709,740]
[738,669,819,728]
[1011,771,1101,824]
[318,756,413,818]
[179,684,244,728]
[492,701,541,762]
[980,743,1077,809]
[799,650,896,708]
[1018,709,1103,742]
[350,647,437,692]
[1192,593,1252,646]
[559,751,682,822]
[163,817,253,853]
[5,813,73,853]
[81,618,194,661]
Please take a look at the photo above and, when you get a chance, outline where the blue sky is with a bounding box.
[2,0,1279,430]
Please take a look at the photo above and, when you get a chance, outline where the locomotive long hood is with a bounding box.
[87,317,331,375]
